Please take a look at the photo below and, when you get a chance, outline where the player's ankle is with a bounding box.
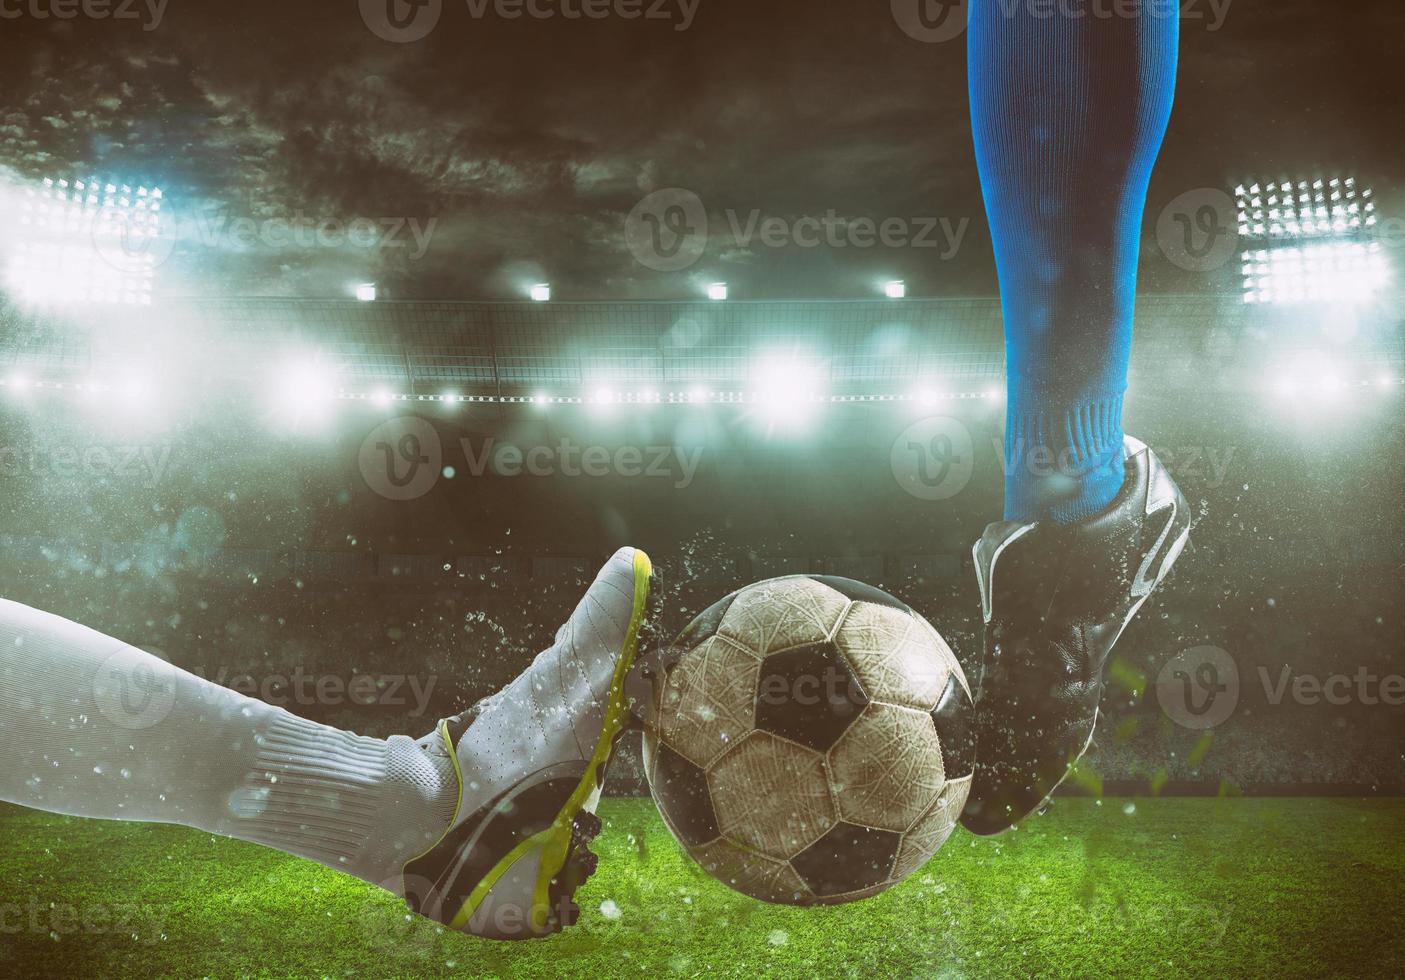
[1003,389,1127,525]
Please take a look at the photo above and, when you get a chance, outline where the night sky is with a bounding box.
[0,0,1401,301]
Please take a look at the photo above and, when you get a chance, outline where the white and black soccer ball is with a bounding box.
[642,575,974,905]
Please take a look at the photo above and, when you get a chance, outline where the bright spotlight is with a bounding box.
[371,388,394,408]
[911,386,939,408]
[531,392,552,408]
[270,361,336,429]
[1378,374,1396,388]
[12,174,165,307]
[884,280,907,300]
[1237,175,1390,306]
[687,385,711,405]
[119,377,150,404]
[983,386,1004,402]
[707,282,728,302]
[752,354,823,429]
[530,283,552,302]
[355,283,377,303]
[6,372,28,391]
[589,386,617,413]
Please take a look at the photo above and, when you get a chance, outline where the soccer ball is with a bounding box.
[641,575,974,905]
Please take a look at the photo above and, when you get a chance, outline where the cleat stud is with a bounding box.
[578,850,599,876]
[574,811,603,839]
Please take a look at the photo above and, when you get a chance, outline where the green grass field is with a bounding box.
[1,797,1401,979]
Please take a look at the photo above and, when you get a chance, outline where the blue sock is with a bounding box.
[968,0,1179,524]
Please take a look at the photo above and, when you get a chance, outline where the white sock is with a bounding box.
[0,598,457,894]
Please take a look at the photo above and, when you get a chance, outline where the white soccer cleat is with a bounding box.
[400,547,653,939]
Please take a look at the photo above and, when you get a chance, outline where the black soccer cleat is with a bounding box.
[961,436,1191,836]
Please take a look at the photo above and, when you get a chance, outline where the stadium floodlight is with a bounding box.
[119,377,149,404]
[1241,242,1390,306]
[266,360,337,431]
[687,385,711,405]
[371,388,394,408]
[707,282,728,301]
[9,175,165,307]
[911,386,940,408]
[884,280,907,300]
[355,283,377,302]
[1237,175,1390,306]
[531,392,552,409]
[588,386,617,414]
[530,283,552,302]
[751,353,824,429]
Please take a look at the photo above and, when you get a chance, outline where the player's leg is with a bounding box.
[0,546,652,939]
[961,0,1190,834]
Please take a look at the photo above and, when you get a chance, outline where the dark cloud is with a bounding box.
[0,0,1399,300]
